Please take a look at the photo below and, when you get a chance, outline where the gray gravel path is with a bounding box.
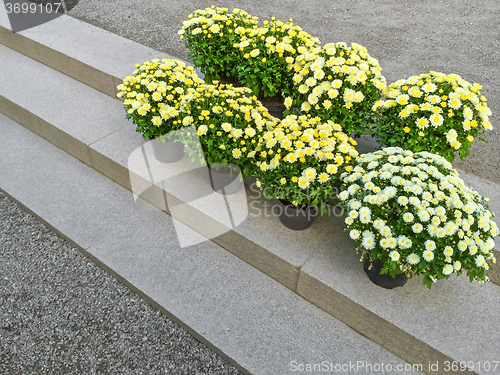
[0,190,242,375]
[68,0,500,184]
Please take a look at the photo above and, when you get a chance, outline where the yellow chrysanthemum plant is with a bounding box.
[178,7,259,83]
[286,42,386,135]
[373,71,493,162]
[338,147,497,289]
[252,115,359,211]
[117,59,204,141]
[232,17,321,99]
[189,83,278,176]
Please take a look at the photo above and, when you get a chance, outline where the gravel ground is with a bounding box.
[0,191,242,375]
[68,0,500,184]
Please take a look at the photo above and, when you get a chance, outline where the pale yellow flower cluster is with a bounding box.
[233,18,321,63]
[254,115,358,191]
[373,71,492,150]
[118,59,204,131]
[340,147,497,285]
[291,42,385,111]
[178,6,258,40]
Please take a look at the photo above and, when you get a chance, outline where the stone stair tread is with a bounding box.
[0,112,417,375]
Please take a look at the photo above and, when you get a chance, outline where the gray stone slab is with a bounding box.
[0,112,418,375]
[0,112,140,250]
[0,4,183,97]
[0,95,92,166]
[0,2,10,29]
[87,206,418,375]
[298,210,500,374]
[0,44,126,148]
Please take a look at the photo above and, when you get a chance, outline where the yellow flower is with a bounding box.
[467,135,474,142]
[297,176,310,189]
[232,148,242,159]
[403,126,411,133]
[262,57,267,63]
[291,176,298,183]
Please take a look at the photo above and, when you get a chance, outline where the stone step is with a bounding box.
[1,27,499,375]
[0,112,421,375]
[0,4,180,99]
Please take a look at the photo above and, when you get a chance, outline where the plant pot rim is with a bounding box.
[278,199,317,212]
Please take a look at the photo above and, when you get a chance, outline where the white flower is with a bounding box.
[360,214,371,224]
[339,191,350,201]
[453,261,461,271]
[197,125,208,135]
[417,210,430,222]
[406,253,420,265]
[442,264,454,275]
[403,212,414,223]
[362,236,376,250]
[373,218,385,230]
[389,251,400,261]
[349,229,360,240]
[458,241,468,252]
[398,196,409,206]
[424,240,436,251]
[423,250,435,262]
[359,207,371,216]
[475,255,486,267]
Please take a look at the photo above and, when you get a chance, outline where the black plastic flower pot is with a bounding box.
[150,138,184,163]
[208,164,243,195]
[260,98,286,120]
[363,258,408,289]
[277,200,318,230]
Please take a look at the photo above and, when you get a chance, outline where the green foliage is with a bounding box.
[372,71,493,162]
[233,18,321,99]
[178,7,259,82]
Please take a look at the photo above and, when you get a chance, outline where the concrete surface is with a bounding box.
[0,190,242,375]
[298,217,500,375]
[0,44,127,158]
[0,112,420,375]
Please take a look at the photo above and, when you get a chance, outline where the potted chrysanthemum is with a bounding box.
[117,58,204,162]
[178,6,259,83]
[372,71,493,162]
[338,147,498,289]
[252,115,358,230]
[188,83,277,194]
[286,42,386,135]
[232,17,321,118]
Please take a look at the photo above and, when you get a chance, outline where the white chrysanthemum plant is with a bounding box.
[339,147,497,289]
[372,71,493,162]
[190,83,278,176]
[232,17,321,99]
[252,115,359,210]
[117,59,204,141]
[286,42,386,135]
[179,6,259,83]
